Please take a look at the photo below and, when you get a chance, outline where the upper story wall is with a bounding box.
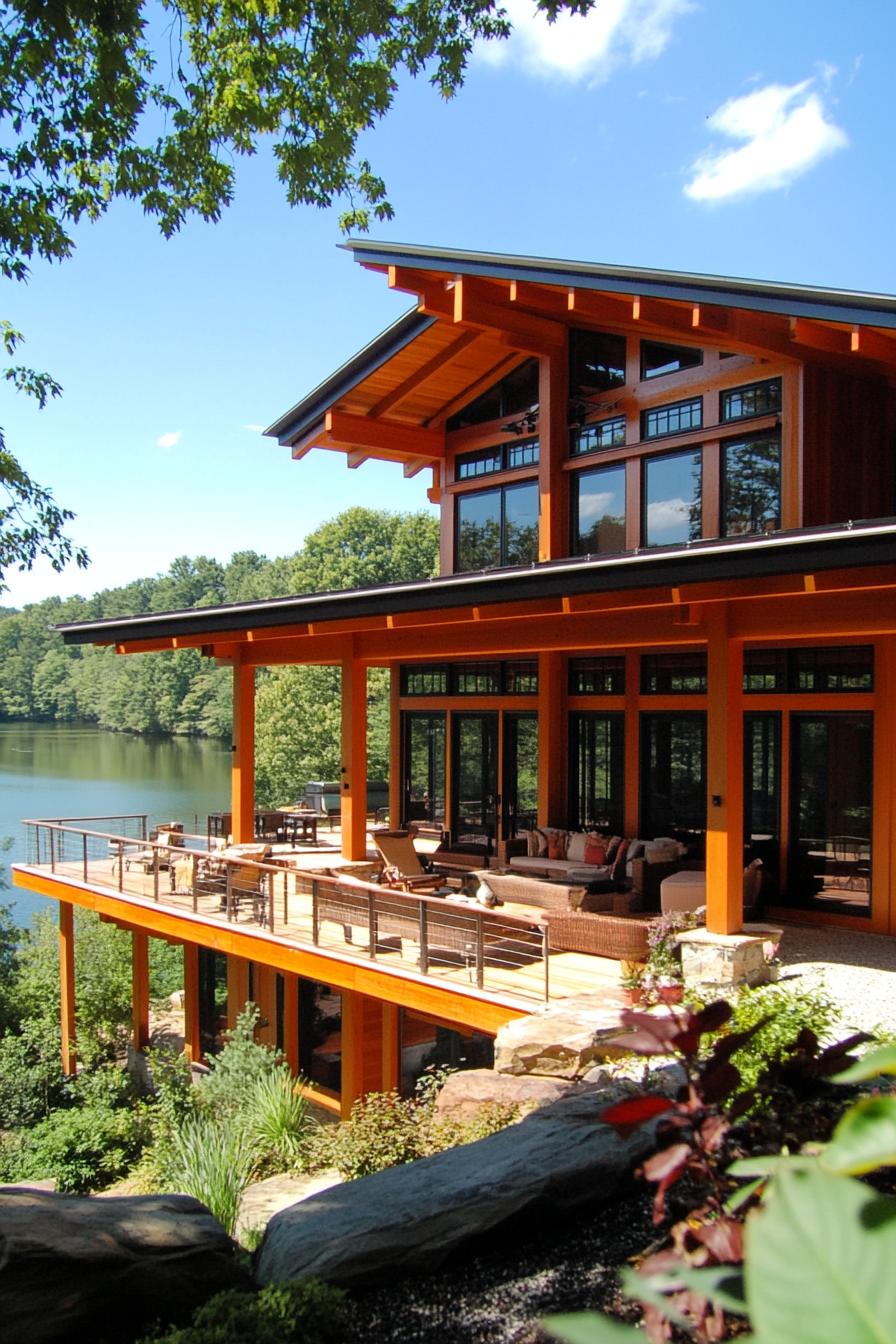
[440,325,896,577]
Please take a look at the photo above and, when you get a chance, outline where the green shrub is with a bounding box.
[0,1014,67,1128]
[718,982,840,1093]
[137,1280,347,1344]
[243,1068,313,1176]
[162,1114,253,1236]
[195,1004,285,1121]
[0,1089,148,1192]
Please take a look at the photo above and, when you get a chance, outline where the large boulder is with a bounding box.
[255,1083,654,1289]
[0,1187,249,1343]
[494,997,632,1077]
[433,1068,585,1122]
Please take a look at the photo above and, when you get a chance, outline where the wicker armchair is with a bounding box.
[545,910,651,961]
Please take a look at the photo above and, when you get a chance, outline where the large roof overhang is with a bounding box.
[265,241,896,484]
[56,518,896,655]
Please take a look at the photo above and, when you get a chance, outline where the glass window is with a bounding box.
[640,712,706,838]
[641,340,703,380]
[504,661,538,694]
[447,358,539,430]
[401,664,449,696]
[721,377,782,422]
[570,417,626,457]
[642,397,703,439]
[454,663,501,695]
[456,437,539,480]
[569,656,625,695]
[503,481,539,566]
[723,434,781,535]
[402,712,446,827]
[743,646,874,693]
[298,979,342,1095]
[399,1011,494,1097]
[643,450,702,546]
[570,329,626,393]
[569,712,625,832]
[641,652,707,694]
[572,464,626,555]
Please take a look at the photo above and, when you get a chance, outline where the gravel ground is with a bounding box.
[776,922,896,1034]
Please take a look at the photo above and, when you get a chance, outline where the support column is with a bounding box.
[389,665,401,829]
[226,954,250,1029]
[341,647,368,860]
[231,661,255,844]
[382,1002,399,1094]
[537,345,569,562]
[705,605,744,935]
[537,652,565,826]
[59,901,77,1075]
[339,989,384,1119]
[282,974,299,1076]
[253,964,278,1048]
[183,943,201,1064]
[131,930,150,1053]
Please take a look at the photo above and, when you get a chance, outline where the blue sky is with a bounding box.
[2,0,893,608]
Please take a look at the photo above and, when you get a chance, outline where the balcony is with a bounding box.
[14,816,623,1011]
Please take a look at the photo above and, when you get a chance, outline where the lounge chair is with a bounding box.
[372,830,446,892]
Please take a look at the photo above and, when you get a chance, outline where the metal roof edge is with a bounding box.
[56,519,896,647]
[264,307,434,445]
[347,241,896,330]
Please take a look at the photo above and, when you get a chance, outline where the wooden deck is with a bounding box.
[26,849,626,1010]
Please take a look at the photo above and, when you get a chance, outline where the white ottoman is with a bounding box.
[660,869,706,914]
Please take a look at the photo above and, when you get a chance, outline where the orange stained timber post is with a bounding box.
[537,651,566,827]
[226,953,250,1029]
[59,901,77,1075]
[253,964,278,1048]
[341,650,368,861]
[132,930,150,1052]
[537,346,569,562]
[339,988,364,1119]
[231,662,256,844]
[704,607,744,935]
[282,974,299,1076]
[183,942,202,1064]
[389,665,401,829]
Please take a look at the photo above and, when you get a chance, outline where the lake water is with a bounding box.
[0,723,232,927]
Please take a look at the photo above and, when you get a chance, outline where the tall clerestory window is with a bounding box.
[456,481,539,571]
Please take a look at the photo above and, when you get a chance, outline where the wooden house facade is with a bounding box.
[14,243,896,1114]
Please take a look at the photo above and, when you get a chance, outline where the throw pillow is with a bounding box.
[605,835,622,862]
[584,834,608,866]
[517,829,539,858]
[611,838,632,882]
[547,829,570,861]
[566,832,587,863]
[535,828,549,857]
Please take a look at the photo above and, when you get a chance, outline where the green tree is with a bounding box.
[292,507,439,593]
[0,0,596,587]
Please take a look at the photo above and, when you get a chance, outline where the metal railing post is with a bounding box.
[153,850,160,903]
[82,834,88,884]
[418,901,429,974]
[50,828,56,874]
[311,880,320,943]
[475,919,485,989]
[367,891,376,959]
[267,873,274,933]
[542,924,550,1002]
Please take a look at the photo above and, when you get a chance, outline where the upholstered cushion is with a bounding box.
[517,828,541,857]
[535,828,549,857]
[644,839,680,864]
[566,832,587,863]
[611,839,632,882]
[605,836,622,862]
[584,835,608,866]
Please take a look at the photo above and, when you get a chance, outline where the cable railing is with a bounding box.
[19,818,551,1005]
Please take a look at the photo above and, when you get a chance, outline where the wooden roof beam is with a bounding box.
[322,409,446,460]
[509,279,573,320]
[790,317,851,356]
[567,288,638,328]
[388,265,454,317]
[453,277,566,356]
[850,326,896,366]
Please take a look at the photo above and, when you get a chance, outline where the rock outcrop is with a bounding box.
[0,1187,249,1343]
[255,1083,653,1289]
[493,997,633,1077]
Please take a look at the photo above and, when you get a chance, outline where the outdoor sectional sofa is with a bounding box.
[498,830,692,910]
[471,870,650,962]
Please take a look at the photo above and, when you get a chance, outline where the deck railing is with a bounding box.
[20,818,551,1005]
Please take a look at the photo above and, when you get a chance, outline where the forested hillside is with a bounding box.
[0,509,439,783]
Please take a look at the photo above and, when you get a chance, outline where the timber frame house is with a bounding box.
[15,242,896,1114]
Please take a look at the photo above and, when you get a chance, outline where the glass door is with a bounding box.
[451,712,499,846]
[744,712,781,897]
[788,713,872,915]
[501,712,538,836]
[401,713,446,829]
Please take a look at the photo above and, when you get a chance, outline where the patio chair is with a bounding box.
[372,830,445,892]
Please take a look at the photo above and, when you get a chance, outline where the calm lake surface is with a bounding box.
[0,723,232,927]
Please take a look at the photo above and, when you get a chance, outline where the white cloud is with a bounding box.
[685,76,848,203]
[243,423,264,433]
[579,490,620,521]
[156,430,182,450]
[476,0,692,83]
[646,497,690,533]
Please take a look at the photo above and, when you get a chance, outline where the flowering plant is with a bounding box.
[642,907,704,993]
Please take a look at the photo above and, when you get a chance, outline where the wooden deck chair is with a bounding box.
[372,830,444,891]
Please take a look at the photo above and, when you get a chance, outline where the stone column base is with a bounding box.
[678,925,782,990]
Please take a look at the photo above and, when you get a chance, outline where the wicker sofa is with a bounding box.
[474,869,650,961]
